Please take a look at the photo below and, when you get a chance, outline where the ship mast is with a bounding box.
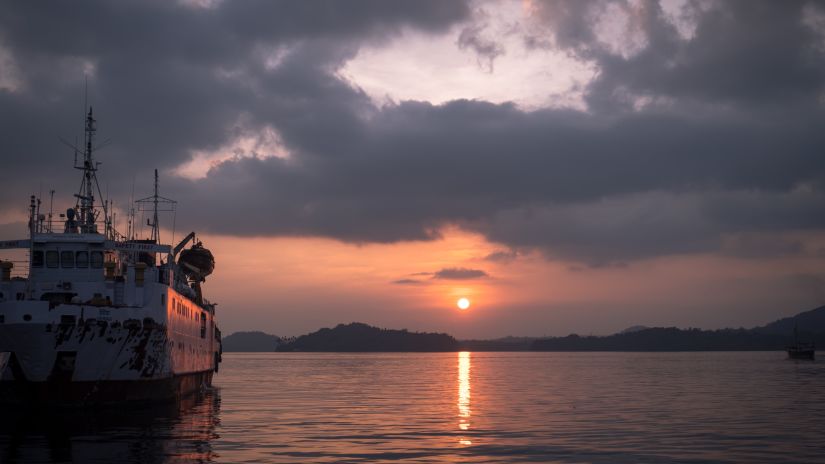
[73,107,110,235]
[151,169,160,243]
[136,169,176,244]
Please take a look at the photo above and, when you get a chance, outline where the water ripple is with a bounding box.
[1,352,824,463]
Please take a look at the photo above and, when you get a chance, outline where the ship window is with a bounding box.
[46,250,59,268]
[60,251,74,268]
[90,251,104,269]
[32,250,44,268]
[76,251,89,268]
[200,312,206,338]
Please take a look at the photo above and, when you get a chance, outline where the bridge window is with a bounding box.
[60,251,74,268]
[32,250,44,268]
[76,251,89,268]
[90,251,104,269]
[46,250,59,268]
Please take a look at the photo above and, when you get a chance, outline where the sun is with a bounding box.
[457,297,471,310]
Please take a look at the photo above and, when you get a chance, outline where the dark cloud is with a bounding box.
[1,0,824,266]
[484,250,519,263]
[393,268,488,284]
[391,279,425,285]
[0,0,470,209]
[529,0,825,110]
[169,99,825,263]
[432,268,489,280]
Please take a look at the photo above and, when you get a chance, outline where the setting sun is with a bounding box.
[457,297,471,310]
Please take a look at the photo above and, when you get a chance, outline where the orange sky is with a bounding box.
[196,228,825,338]
[3,201,820,339]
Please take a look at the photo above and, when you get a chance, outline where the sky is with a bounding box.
[1,0,825,338]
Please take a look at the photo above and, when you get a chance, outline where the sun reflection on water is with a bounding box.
[458,351,472,445]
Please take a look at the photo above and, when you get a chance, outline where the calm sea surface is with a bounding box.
[1,352,824,463]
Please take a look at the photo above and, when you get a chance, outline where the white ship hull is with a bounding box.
[0,286,220,406]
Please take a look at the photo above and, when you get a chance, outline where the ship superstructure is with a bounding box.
[0,108,222,405]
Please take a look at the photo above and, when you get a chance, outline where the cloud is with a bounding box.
[432,267,489,280]
[1,0,824,267]
[0,0,470,211]
[528,0,825,110]
[391,279,425,285]
[484,250,519,263]
[457,22,505,72]
[393,268,489,284]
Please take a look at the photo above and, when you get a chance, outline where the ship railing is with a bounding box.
[34,216,128,239]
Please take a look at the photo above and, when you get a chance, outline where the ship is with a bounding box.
[786,325,815,361]
[0,107,222,406]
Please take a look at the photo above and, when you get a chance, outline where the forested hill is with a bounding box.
[531,306,825,351]
[222,331,281,352]
[225,306,825,352]
[276,323,459,352]
[753,305,825,335]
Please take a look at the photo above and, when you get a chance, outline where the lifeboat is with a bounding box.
[178,242,215,281]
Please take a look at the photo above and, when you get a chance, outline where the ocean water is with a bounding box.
[1,351,824,463]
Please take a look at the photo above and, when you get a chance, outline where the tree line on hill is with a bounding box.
[221,305,825,352]
[275,322,458,352]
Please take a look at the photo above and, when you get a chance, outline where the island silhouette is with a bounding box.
[222,305,824,352]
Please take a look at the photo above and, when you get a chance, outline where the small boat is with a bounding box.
[787,343,815,360]
[786,326,815,360]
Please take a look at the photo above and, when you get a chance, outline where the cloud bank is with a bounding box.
[1,0,824,266]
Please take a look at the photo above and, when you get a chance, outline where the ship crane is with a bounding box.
[172,231,197,259]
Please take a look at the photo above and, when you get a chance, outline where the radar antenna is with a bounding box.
[136,169,176,243]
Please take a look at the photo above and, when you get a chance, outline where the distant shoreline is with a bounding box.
[223,305,824,353]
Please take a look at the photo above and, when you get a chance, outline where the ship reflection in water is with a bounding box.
[457,351,472,446]
[0,390,220,464]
